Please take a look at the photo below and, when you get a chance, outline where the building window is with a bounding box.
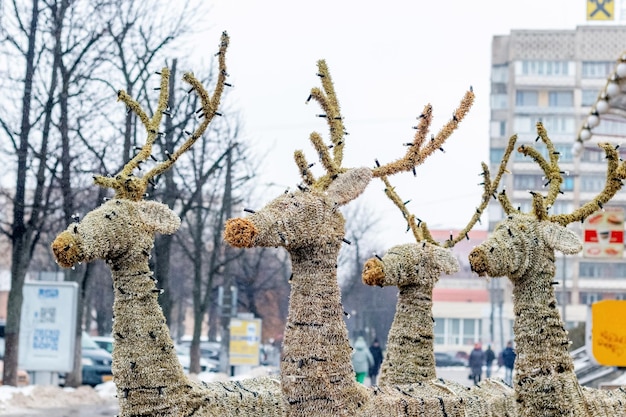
[516,90,538,107]
[554,144,573,163]
[580,292,602,305]
[581,174,608,192]
[518,60,571,76]
[513,174,543,190]
[492,64,508,83]
[582,61,614,79]
[436,318,482,346]
[434,318,445,345]
[579,262,626,278]
[555,291,570,305]
[581,149,607,163]
[582,89,601,106]
[550,201,574,215]
[490,121,507,137]
[539,115,576,134]
[491,94,508,110]
[490,148,505,164]
[592,119,626,136]
[513,116,534,133]
[548,91,573,107]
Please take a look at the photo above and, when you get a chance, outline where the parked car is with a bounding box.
[93,335,217,373]
[60,332,112,387]
[174,344,218,373]
[434,352,466,367]
[177,339,222,361]
[80,332,113,386]
[91,335,113,354]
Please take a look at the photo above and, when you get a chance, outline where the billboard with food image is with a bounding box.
[583,207,624,258]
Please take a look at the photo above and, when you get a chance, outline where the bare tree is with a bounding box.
[338,202,396,344]
[0,0,64,386]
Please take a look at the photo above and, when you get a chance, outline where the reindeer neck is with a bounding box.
[110,262,192,415]
[381,283,436,385]
[510,254,582,417]
[281,244,368,415]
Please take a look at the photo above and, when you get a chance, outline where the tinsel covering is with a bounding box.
[362,243,459,385]
[469,213,626,417]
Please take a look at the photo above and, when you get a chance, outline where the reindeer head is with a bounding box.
[363,243,458,288]
[469,122,626,284]
[52,32,230,269]
[52,200,180,269]
[224,59,475,256]
[362,135,513,290]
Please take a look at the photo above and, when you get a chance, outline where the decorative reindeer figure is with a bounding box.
[469,122,626,417]
[51,32,283,417]
[361,132,514,386]
[224,60,518,416]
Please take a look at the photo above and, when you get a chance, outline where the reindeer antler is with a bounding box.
[295,60,348,190]
[94,31,230,201]
[380,134,514,248]
[498,122,626,225]
[372,90,474,178]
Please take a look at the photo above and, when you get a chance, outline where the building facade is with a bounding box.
[489,25,626,333]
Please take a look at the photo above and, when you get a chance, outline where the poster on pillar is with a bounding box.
[582,207,624,258]
[229,316,261,366]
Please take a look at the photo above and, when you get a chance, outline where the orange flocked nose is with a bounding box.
[362,258,386,287]
[468,247,488,276]
[223,218,258,248]
[51,231,84,268]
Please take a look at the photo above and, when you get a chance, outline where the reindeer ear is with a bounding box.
[325,167,372,206]
[136,201,181,235]
[540,221,582,255]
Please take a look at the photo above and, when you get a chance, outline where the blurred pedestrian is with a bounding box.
[468,342,485,385]
[484,344,496,378]
[368,338,384,385]
[501,340,516,386]
[351,336,374,384]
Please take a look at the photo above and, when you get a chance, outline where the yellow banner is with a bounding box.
[587,0,615,20]
[229,318,261,366]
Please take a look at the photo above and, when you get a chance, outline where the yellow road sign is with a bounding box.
[587,0,615,20]
[591,300,626,366]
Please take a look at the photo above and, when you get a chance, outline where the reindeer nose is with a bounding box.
[362,258,386,287]
[51,231,84,268]
[468,247,488,277]
[223,218,258,248]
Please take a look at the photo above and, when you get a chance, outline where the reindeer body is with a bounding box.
[363,242,459,384]
[52,199,283,416]
[469,123,626,417]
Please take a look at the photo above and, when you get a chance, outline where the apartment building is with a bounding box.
[489,25,626,335]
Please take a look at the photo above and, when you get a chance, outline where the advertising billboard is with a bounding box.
[19,281,78,372]
[582,207,624,258]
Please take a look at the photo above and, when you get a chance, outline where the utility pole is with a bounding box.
[219,147,234,375]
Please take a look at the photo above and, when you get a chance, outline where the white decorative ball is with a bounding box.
[606,81,621,97]
[596,99,610,114]
[617,63,626,78]
[572,141,583,157]
[587,114,600,128]
[580,128,592,141]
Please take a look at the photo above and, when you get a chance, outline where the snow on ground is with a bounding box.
[0,367,279,415]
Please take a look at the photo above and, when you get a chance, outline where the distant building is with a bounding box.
[489,25,626,342]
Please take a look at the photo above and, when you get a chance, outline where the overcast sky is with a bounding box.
[195,0,611,247]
